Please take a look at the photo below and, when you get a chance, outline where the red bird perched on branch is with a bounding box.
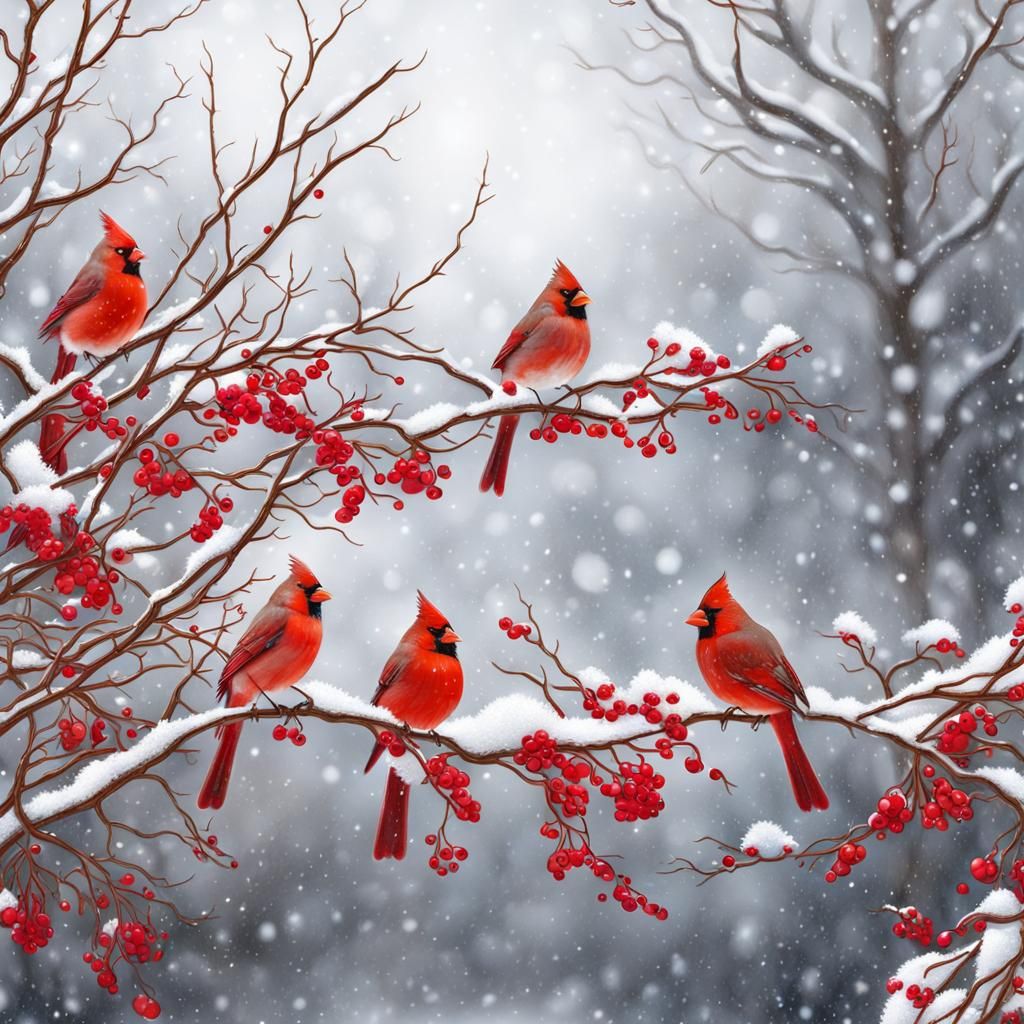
[686,575,829,813]
[197,556,331,811]
[37,212,147,473]
[365,592,464,860]
[479,260,591,496]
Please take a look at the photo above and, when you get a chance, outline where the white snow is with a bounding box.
[1006,574,1024,611]
[11,650,46,669]
[585,361,643,385]
[756,323,800,358]
[901,619,960,647]
[155,342,196,371]
[0,889,15,912]
[143,298,201,336]
[975,766,1024,803]
[401,402,462,435]
[0,187,31,222]
[7,440,57,488]
[0,345,47,391]
[739,820,797,857]
[13,483,75,516]
[831,610,878,644]
[148,525,244,605]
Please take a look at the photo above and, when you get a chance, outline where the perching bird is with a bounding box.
[197,556,331,811]
[365,592,464,859]
[38,212,147,473]
[686,574,829,812]
[479,260,591,496]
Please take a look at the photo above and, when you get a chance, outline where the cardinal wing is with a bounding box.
[715,628,808,713]
[491,328,531,373]
[370,649,408,708]
[38,263,104,340]
[217,607,288,702]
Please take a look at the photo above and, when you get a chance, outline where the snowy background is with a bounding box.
[2,0,1023,1021]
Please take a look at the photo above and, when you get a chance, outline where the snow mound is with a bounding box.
[445,670,712,756]
[756,323,800,358]
[739,820,796,857]
[901,619,959,646]
[1006,574,1024,611]
[7,440,57,488]
[832,610,878,645]
[401,402,462,435]
[14,483,74,516]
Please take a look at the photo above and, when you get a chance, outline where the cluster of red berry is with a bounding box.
[1009,602,1024,648]
[424,753,481,823]
[701,386,739,426]
[497,615,532,640]
[132,447,195,498]
[1,895,53,954]
[373,449,448,507]
[890,905,933,945]
[422,834,469,877]
[868,788,913,836]
[208,367,319,441]
[934,636,965,656]
[824,841,867,884]
[921,771,973,829]
[0,505,126,619]
[580,682,680,725]
[527,413,609,445]
[131,994,162,1020]
[115,918,165,965]
[189,501,230,544]
[648,339,731,378]
[71,380,130,442]
[606,759,665,822]
[57,715,88,751]
[271,723,307,747]
[970,855,999,884]
[937,707,997,760]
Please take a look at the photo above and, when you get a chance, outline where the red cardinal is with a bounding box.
[686,575,829,812]
[365,592,464,859]
[197,556,331,811]
[479,260,591,496]
[38,212,147,473]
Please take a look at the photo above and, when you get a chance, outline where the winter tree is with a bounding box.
[586,0,1024,629]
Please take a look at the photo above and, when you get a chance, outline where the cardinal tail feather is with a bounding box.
[769,712,829,812]
[479,414,519,496]
[39,347,79,474]
[197,721,243,810]
[364,736,386,774]
[373,767,410,860]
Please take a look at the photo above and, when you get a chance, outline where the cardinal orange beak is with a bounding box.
[686,608,709,629]
[570,290,591,307]
[129,248,146,262]
[440,627,461,644]
[309,587,332,603]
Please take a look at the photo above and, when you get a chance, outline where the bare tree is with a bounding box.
[585,0,1024,629]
